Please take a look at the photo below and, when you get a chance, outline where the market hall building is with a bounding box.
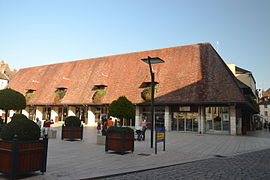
[7,43,258,135]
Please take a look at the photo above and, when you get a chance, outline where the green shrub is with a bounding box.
[64,116,81,127]
[0,117,3,124]
[0,116,40,141]
[0,124,6,134]
[107,126,134,135]
[11,114,28,121]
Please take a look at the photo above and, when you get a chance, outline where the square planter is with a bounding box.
[61,125,83,140]
[105,132,134,155]
[0,138,48,180]
[97,135,106,145]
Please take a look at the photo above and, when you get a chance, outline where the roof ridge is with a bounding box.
[19,42,210,70]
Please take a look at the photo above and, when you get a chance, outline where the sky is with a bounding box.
[0,0,269,90]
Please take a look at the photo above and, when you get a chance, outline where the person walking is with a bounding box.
[141,118,147,141]
[43,119,53,138]
[36,117,42,128]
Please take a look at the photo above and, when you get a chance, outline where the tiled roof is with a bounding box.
[0,72,8,80]
[8,43,248,105]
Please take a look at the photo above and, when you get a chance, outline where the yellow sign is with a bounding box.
[157,133,165,140]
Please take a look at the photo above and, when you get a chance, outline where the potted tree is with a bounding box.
[106,96,135,154]
[0,114,48,180]
[0,88,26,124]
[61,116,83,140]
[108,96,135,126]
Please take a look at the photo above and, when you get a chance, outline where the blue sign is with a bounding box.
[156,127,165,143]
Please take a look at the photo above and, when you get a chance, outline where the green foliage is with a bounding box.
[92,89,106,103]
[0,88,26,110]
[64,116,82,127]
[0,124,6,134]
[0,117,3,124]
[141,86,158,101]
[108,96,135,121]
[54,89,66,103]
[25,92,35,104]
[0,114,40,141]
[107,126,134,134]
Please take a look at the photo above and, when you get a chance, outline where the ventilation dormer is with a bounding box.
[92,84,107,103]
[54,87,67,103]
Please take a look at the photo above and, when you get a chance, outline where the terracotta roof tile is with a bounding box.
[8,43,247,105]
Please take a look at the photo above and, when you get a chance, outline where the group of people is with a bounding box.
[97,116,120,135]
[36,118,54,138]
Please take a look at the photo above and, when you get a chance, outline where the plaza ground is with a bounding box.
[1,124,270,180]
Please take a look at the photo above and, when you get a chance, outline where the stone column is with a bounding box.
[68,106,76,116]
[36,106,43,120]
[87,107,96,126]
[230,106,237,135]
[135,106,140,127]
[51,108,58,122]
[22,109,29,118]
[164,106,171,131]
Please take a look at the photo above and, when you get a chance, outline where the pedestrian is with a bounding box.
[264,121,268,131]
[141,118,147,141]
[42,118,53,138]
[101,121,107,136]
[97,121,101,134]
[36,117,42,128]
[108,118,113,127]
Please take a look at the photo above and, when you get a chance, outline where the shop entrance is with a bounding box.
[172,112,198,132]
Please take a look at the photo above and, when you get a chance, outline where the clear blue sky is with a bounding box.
[0,0,269,90]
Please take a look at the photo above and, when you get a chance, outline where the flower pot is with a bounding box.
[61,125,83,140]
[105,132,134,155]
[0,138,48,179]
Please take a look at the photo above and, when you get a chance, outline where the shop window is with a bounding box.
[205,106,230,132]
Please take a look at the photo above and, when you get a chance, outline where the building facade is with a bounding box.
[6,43,258,135]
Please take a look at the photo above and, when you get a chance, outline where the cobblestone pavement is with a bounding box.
[99,148,270,180]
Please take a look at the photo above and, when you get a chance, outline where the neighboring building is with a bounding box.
[227,64,258,99]
[0,60,17,119]
[227,64,260,130]
[259,97,270,123]
[7,43,258,135]
[0,72,8,90]
[259,89,270,123]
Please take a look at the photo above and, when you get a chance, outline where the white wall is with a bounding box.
[87,107,96,126]
[230,106,237,135]
[0,79,8,90]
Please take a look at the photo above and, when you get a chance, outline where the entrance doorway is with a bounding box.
[172,112,198,132]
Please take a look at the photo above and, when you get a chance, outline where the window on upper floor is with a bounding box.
[265,104,268,108]
[265,111,268,116]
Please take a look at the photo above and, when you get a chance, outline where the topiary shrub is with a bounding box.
[64,116,82,127]
[0,114,40,141]
[0,117,3,124]
[0,88,26,123]
[107,126,134,135]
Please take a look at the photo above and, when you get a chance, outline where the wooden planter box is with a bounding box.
[0,138,48,180]
[61,125,83,140]
[105,132,134,155]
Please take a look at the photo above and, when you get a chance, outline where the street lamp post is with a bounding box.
[141,56,165,149]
